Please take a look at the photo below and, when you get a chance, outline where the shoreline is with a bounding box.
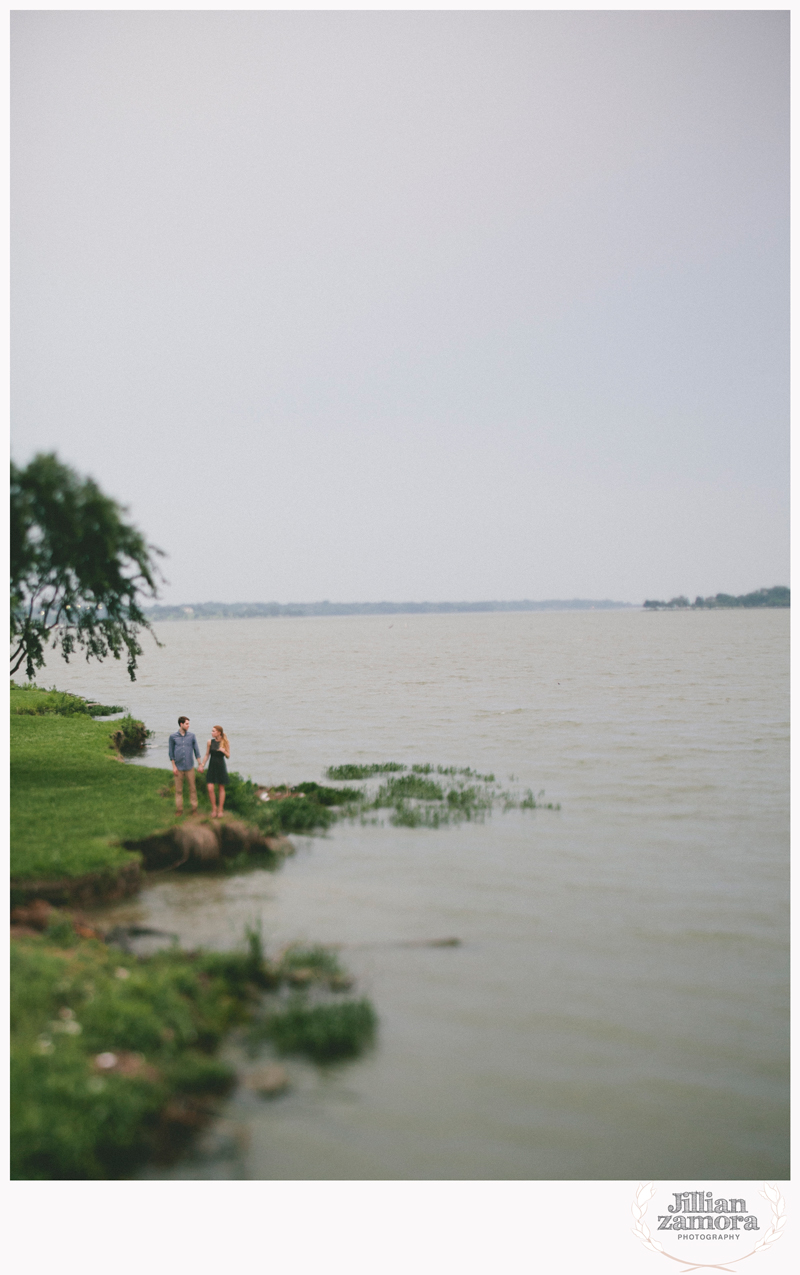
[10,684,378,1179]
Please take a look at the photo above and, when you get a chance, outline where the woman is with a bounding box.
[200,725,230,818]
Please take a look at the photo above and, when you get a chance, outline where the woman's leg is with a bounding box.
[218,785,226,816]
[208,783,218,817]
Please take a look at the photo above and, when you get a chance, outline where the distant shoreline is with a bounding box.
[142,587,789,623]
[143,598,636,622]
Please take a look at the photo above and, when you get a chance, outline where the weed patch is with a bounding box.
[325,762,406,780]
[110,715,153,756]
[261,998,377,1062]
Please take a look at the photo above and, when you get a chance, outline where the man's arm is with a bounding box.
[168,733,176,762]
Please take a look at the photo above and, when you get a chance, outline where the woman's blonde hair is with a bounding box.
[213,725,230,752]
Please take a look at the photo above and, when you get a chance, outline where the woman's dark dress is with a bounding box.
[206,739,228,786]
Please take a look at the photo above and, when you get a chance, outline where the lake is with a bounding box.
[41,608,789,1179]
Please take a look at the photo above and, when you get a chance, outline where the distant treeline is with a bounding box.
[144,598,635,622]
[644,586,789,611]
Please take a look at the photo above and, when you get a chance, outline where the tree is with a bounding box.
[10,453,163,681]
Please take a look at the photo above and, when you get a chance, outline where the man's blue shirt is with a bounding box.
[169,729,200,770]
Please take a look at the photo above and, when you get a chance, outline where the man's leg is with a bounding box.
[174,770,184,813]
[186,767,198,813]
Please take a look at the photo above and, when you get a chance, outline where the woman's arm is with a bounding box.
[222,742,230,758]
[199,739,211,768]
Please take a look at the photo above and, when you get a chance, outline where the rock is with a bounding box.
[71,918,105,940]
[263,835,295,856]
[328,973,354,991]
[11,899,54,929]
[92,1049,159,1082]
[173,822,220,862]
[287,967,314,986]
[217,819,263,856]
[194,1119,251,1159]
[105,925,134,953]
[243,1065,290,1097]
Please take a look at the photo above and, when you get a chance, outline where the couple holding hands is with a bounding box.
[168,716,230,818]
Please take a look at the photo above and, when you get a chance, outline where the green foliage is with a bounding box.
[109,715,153,756]
[645,587,789,610]
[374,774,444,803]
[215,770,262,815]
[520,789,561,811]
[220,773,339,836]
[278,945,343,975]
[9,936,257,1178]
[43,913,79,947]
[340,762,561,827]
[293,781,364,805]
[325,762,406,780]
[10,682,125,717]
[258,797,334,835]
[263,998,377,1062]
[11,924,375,1176]
[10,452,163,681]
[276,944,351,989]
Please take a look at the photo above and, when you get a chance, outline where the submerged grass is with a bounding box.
[262,999,377,1062]
[325,762,406,780]
[374,774,445,803]
[330,764,560,827]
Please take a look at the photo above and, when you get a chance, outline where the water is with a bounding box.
[41,609,789,1179]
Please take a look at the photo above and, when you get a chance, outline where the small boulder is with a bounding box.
[11,899,54,930]
[173,822,220,862]
[243,1065,290,1098]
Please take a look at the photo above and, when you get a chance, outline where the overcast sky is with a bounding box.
[12,10,788,605]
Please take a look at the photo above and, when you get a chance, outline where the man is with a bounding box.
[168,715,202,814]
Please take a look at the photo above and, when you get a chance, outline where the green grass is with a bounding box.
[10,681,125,716]
[109,715,153,756]
[261,998,377,1062]
[325,762,406,780]
[11,685,182,880]
[374,774,445,803]
[10,933,249,1179]
[293,781,364,805]
[11,923,377,1177]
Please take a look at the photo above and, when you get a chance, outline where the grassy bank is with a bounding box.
[10,684,378,1179]
[10,685,349,891]
[11,684,181,883]
[11,919,374,1179]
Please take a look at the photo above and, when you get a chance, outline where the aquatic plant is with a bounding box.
[374,774,444,803]
[520,789,561,811]
[293,781,364,805]
[277,944,353,989]
[263,998,377,1062]
[325,762,406,780]
[407,762,497,782]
